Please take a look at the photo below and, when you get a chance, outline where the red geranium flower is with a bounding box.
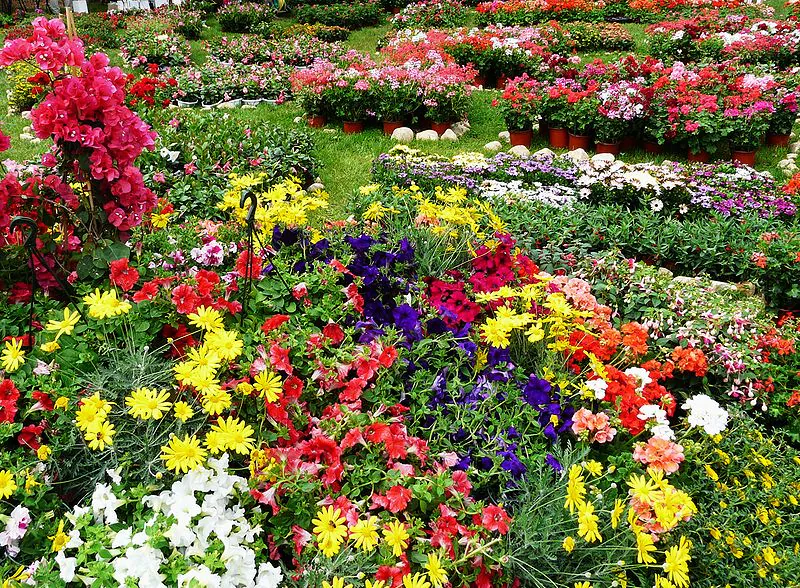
[477,505,511,534]
[109,257,139,291]
[0,378,21,423]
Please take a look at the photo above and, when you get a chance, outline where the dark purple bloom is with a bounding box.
[522,375,552,407]
[545,453,563,473]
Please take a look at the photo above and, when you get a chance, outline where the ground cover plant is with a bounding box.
[1,2,800,587]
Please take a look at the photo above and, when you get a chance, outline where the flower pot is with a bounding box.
[176,99,198,108]
[732,150,756,166]
[308,115,326,128]
[390,6,400,13]
[643,140,662,154]
[549,127,568,149]
[431,121,451,136]
[509,129,533,147]
[687,149,710,163]
[620,135,637,152]
[496,75,507,90]
[383,120,404,136]
[595,141,620,155]
[343,121,364,134]
[568,133,591,151]
[767,133,791,147]
[538,119,548,139]
[201,100,221,110]
[226,98,242,107]
[474,75,487,88]
[242,98,262,107]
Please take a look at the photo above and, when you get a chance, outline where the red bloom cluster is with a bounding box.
[0,378,20,424]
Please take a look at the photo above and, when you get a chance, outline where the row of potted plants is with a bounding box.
[647,12,800,68]
[475,0,771,26]
[389,0,470,28]
[172,59,292,106]
[290,51,476,133]
[206,33,348,66]
[493,57,800,163]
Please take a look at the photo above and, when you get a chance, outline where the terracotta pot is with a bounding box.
[390,6,400,13]
[496,75,507,90]
[343,121,364,134]
[383,121,404,136]
[595,141,621,155]
[687,149,710,163]
[474,75,487,88]
[643,140,662,154]
[549,127,568,149]
[620,135,637,152]
[431,121,451,135]
[767,133,791,147]
[509,129,533,147]
[568,133,591,151]
[732,150,756,166]
[308,115,326,129]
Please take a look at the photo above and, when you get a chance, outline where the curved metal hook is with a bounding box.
[239,191,258,225]
[9,216,39,250]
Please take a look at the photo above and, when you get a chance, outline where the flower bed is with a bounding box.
[207,34,348,66]
[389,0,470,29]
[290,51,476,125]
[648,14,800,67]
[119,29,192,69]
[295,1,385,29]
[475,0,771,25]
[218,2,276,33]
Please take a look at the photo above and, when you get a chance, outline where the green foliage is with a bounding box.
[295,1,385,30]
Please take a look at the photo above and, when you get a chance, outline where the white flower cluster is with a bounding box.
[479,179,580,209]
[682,394,730,436]
[52,455,283,588]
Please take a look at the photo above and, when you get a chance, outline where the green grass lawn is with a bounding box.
[0,6,794,211]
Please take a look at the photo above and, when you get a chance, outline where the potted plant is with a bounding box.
[330,75,373,133]
[595,80,646,155]
[726,102,773,167]
[493,74,538,147]
[768,90,798,147]
[566,91,599,151]
[421,66,475,132]
[373,71,420,135]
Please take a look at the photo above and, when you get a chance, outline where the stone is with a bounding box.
[416,130,439,141]
[790,142,800,153]
[508,145,530,157]
[565,148,589,163]
[218,101,237,109]
[533,148,555,158]
[779,159,794,169]
[293,116,304,124]
[498,130,510,143]
[440,129,458,142]
[484,141,502,152]
[451,122,469,138]
[391,127,414,143]
[591,153,616,164]
[308,183,325,193]
[788,153,797,159]
[323,129,336,134]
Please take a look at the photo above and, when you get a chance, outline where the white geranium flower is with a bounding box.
[651,424,676,441]
[585,379,608,400]
[624,367,652,392]
[682,394,729,435]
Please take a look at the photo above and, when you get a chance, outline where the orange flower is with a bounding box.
[621,322,649,357]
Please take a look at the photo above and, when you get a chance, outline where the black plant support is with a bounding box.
[9,216,82,350]
[237,190,291,327]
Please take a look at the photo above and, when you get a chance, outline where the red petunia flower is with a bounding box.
[109,257,139,291]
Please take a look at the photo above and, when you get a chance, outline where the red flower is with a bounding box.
[385,484,413,513]
[322,322,345,346]
[195,269,221,297]
[18,423,44,451]
[261,314,290,335]
[32,390,54,411]
[236,250,262,279]
[171,283,199,314]
[282,375,303,401]
[109,257,139,291]
[0,378,21,423]
[269,343,293,375]
[133,279,160,302]
[477,505,511,534]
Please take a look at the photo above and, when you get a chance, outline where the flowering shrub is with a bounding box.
[390,0,469,29]
[171,9,206,39]
[0,18,157,245]
[295,1,385,30]
[217,2,276,33]
[208,34,348,66]
[119,29,192,68]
